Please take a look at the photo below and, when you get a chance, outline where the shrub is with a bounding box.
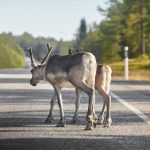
[0,35,25,68]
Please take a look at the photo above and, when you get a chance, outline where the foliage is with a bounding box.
[0,33,25,68]
[56,39,74,55]
[74,0,150,63]
[16,32,74,61]
[74,18,87,51]
[0,32,74,69]
[15,32,58,60]
[137,54,149,62]
[109,58,150,81]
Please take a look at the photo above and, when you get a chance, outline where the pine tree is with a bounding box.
[74,18,87,50]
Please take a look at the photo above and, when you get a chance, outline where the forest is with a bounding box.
[0,0,150,69]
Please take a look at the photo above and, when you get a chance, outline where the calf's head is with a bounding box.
[28,44,52,86]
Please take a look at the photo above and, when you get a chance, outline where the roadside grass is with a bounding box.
[108,59,150,81]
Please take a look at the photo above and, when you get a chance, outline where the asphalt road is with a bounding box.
[0,69,150,150]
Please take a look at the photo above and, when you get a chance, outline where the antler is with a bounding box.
[47,43,52,52]
[27,47,37,68]
[41,43,52,65]
[68,49,72,55]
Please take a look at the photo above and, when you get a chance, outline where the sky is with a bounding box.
[0,0,108,41]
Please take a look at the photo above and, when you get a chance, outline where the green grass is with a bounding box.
[108,58,150,81]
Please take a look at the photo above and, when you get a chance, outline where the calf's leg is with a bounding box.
[97,88,112,127]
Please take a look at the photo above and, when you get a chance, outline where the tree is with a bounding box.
[81,27,102,62]
[96,0,149,59]
[74,18,87,50]
[0,33,25,68]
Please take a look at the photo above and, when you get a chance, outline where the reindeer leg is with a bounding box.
[85,88,97,130]
[72,88,82,123]
[104,67,112,127]
[92,91,98,126]
[45,92,56,123]
[54,85,65,127]
[98,88,112,127]
[104,95,112,127]
[77,81,97,130]
[70,79,97,129]
[97,101,106,125]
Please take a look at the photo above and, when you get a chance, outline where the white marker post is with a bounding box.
[124,46,129,80]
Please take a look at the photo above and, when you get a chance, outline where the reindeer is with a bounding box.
[72,65,112,127]
[28,44,97,130]
[45,49,112,127]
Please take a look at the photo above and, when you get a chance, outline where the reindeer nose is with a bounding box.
[30,79,36,86]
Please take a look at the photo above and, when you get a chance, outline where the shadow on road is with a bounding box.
[0,135,149,150]
[0,108,146,128]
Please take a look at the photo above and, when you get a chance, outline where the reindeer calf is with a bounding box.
[72,64,112,127]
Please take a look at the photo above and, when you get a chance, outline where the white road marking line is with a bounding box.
[110,92,150,125]
[0,74,31,79]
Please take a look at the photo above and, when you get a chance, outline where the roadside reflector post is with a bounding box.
[124,46,129,80]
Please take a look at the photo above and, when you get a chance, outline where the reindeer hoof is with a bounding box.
[104,119,112,127]
[71,118,79,124]
[97,116,104,125]
[85,123,94,130]
[93,122,97,128]
[56,122,65,127]
[44,117,55,124]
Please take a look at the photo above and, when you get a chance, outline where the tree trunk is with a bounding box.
[139,0,145,54]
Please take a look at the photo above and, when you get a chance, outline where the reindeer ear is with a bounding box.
[41,43,52,65]
[27,47,37,68]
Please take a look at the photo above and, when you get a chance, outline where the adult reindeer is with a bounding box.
[28,44,97,130]
[46,49,112,127]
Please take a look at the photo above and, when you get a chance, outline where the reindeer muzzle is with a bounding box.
[30,79,37,86]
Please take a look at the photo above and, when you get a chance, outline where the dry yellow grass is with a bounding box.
[108,59,150,81]
[129,69,150,81]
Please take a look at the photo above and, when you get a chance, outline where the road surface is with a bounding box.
[0,69,150,150]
